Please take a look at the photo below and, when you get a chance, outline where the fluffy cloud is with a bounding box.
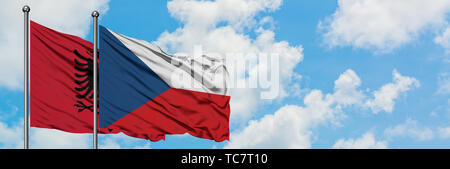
[333,132,388,149]
[320,0,450,52]
[438,127,450,139]
[385,119,434,141]
[0,117,153,149]
[99,133,151,149]
[330,69,365,107]
[0,120,22,148]
[156,0,303,122]
[0,0,109,89]
[0,118,91,149]
[365,69,420,114]
[30,128,90,149]
[225,97,327,149]
[166,0,282,30]
[225,69,363,148]
[435,27,450,53]
[226,69,419,148]
[437,73,450,95]
[0,121,153,149]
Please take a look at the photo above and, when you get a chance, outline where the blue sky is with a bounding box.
[1,0,450,149]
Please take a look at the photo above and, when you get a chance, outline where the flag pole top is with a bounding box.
[92,11,99,17]
[22,5,30,12]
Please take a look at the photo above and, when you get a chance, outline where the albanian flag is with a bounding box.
[30,21,115,134]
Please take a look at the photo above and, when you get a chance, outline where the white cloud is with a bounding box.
[0,117,92,149]
[0,120,22,149]
[30,128,90,149]
[330,69,365,107]
[385,119,434,141]
[437,73,450,95]
[225,96,328,149]
[365,69,420,114]
[156,0,304,122]
[435,27,450,53]
[0,0,110,89]
[438,127,450,139]
[99,133,151,149]
[166,0,282,30]
[225,69,363,148]
[225,69,420,148]
[320,0,450,52]
[333,132,388,149]
[0,116,153,149]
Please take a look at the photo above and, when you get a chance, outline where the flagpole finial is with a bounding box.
[92,11,99,17]
[22,5,30,12]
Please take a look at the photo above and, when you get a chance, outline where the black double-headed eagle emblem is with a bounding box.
[73,49,98,113]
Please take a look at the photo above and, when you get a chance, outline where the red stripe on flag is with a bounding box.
[105,88,231,142]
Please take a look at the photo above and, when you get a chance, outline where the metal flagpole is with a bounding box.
[23,5,30,150]
[92,11,99,149]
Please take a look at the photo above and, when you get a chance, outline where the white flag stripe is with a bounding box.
[106,29,229,96]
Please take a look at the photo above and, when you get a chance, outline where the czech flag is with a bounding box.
[99,26,231,142]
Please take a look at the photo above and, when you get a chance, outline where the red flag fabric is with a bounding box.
[30,20,115,134]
